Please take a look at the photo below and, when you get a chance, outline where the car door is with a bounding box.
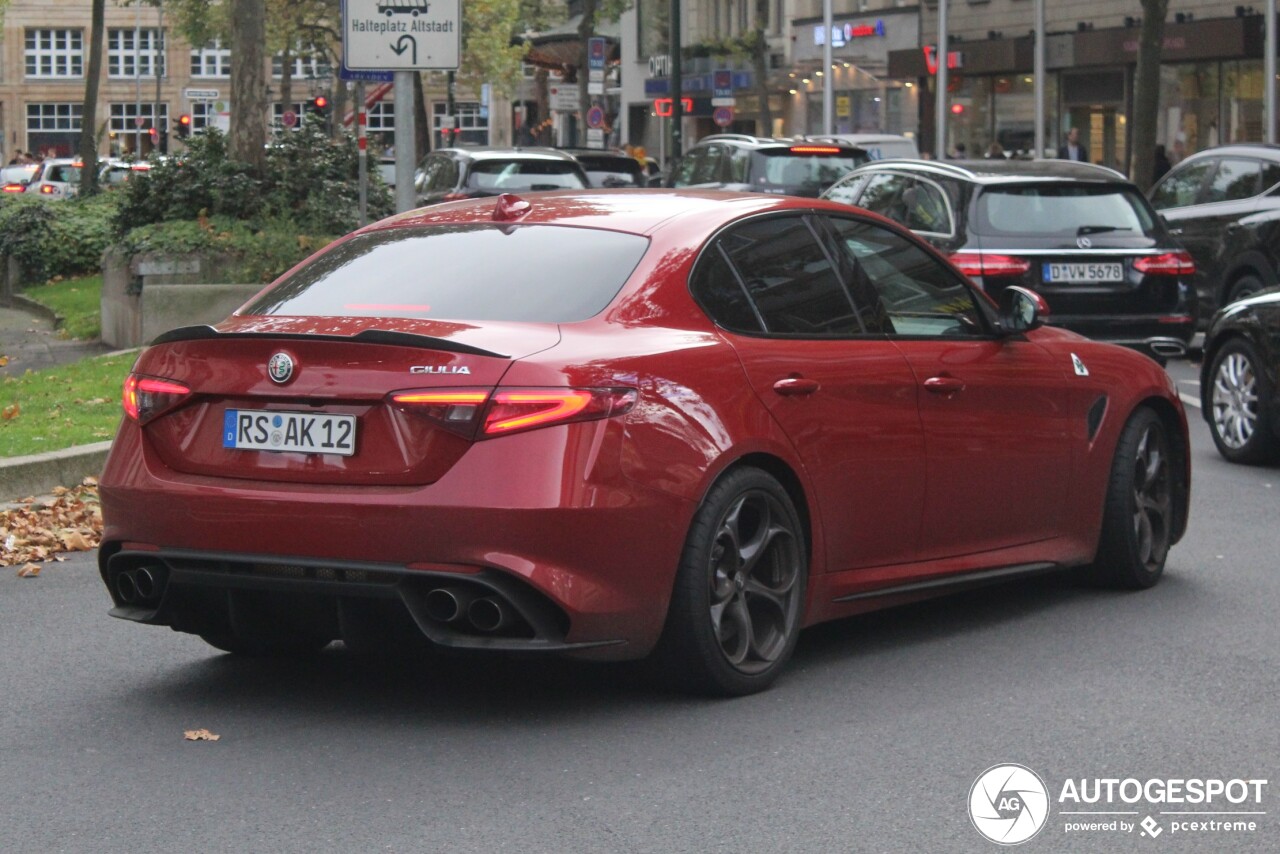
[823,215,1079,561]
[692,212,926,572]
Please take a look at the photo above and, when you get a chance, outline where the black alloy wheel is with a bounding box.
[653,467,806,696]
[1089,407,1175,589]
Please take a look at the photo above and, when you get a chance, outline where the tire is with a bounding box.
[1225,273,1265,307]
[1207,338,1277,464]
[651,468,807,696]
[1089,408,1176,589]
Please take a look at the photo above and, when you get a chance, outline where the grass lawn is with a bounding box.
[0,351,132,457]
[23,274,103,341]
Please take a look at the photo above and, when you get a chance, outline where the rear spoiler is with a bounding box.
[150,325,509,359]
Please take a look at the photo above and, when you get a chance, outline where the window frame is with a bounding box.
[24,29,84,79]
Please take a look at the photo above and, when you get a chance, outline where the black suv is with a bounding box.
[667,134,868,197]
[824,159,1197,359]
[414,147,590,205]
[1148,143,1280,318]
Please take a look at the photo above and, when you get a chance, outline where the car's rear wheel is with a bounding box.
[1208,339,1276,464]
[652,468,806,696]
[1089,407,1174,589]
[1225,273,1265,307]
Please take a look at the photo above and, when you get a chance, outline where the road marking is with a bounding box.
[1179,392,1200,410]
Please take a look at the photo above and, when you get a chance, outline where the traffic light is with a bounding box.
[307,96,331,131]
[176,114,192,139]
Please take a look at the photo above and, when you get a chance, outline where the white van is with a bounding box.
[806,134,919,161]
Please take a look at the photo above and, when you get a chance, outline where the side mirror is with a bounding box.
[999,286,1050,334]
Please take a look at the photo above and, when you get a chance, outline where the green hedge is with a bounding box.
[117,216,334,284]
[0,193,120,283]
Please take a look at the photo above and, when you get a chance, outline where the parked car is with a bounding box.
[1200,288,1280,463]
[99,159,151,187]
[414,147,589,205]
[1,163,37,194]
[667,134,868,197]
[561,148,647,188]
[823,158,1198,360]
[24,158,82,198]
[1148,143,1280,320]
[98,189,1190,695]
[807,133,919,160]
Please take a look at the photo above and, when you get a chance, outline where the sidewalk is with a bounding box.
[1,301,117,500]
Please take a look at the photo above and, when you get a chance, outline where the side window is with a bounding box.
[903,179,952,234]
[826,217,986,338]
[691,145,724,184]
[824,175,867,207]
[671,150,701,187]
[1204,158,1261,203]
[422,157,456,192]
[1263,162,1280,193]
[857,173,912,224]
[714,216,862,336]
[1149,160,1215,209]
[690,245,762,333]
[726,147,750,183]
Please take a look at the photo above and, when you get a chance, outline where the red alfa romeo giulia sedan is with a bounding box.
[99,190,1191,695]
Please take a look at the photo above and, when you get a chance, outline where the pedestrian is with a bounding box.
[984,141,1005,159]
[1057,127,1087,161]
[1153,145,1172,185]
[950,142,967,159]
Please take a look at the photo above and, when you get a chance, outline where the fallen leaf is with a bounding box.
[184,729,221,742]
[0,356,8,367]
[16,563,41,578]
[0,483,102,566]
[1,404,19,420]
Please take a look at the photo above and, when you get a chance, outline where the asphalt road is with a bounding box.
[1,360,1276,854]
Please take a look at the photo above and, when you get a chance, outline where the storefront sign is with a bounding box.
[923,45,964,74]
[814,19,886,48]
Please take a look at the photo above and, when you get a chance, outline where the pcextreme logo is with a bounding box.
[969,765,1269,846]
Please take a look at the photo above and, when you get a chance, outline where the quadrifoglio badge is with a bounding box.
[968,765,1269,845]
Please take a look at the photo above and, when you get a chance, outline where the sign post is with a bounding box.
[343,0,462,212]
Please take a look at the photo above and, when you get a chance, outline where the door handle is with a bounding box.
[1167,227,1184,236]
[924,376,966,395]
[773,377,821,396]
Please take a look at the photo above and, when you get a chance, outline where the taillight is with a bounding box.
[949,252,1031,278]
[122,374,192,424]
[39,184,57,195]
[1134,251,1195,276]
[389,387,637,439]
[2,184,24,193]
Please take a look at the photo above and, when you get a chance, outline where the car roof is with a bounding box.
[438,147,580,163]
[1175,143,1280,163]
[692,134,866,153]
[367,189,865,240]
[846,158,1131,185]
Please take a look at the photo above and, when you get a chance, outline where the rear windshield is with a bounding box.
[577,157,645,188]
[975,184,1157,238]
[758,150,867,191]
[45,165,82,183]
[244,224,648,323]
[465,160,587,192]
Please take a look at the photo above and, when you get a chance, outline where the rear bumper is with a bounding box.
[98,420,694,659]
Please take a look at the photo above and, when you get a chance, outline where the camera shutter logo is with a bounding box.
[267,352,295,384]
[969,764,1050,845]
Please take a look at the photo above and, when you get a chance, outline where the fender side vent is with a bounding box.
[1086,395,1108,442]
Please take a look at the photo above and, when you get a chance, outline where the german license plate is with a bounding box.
[222,409,356,456]
[1044,262,1123,283]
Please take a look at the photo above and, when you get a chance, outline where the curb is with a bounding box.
[0,441,112,501]
[8,294,63,328]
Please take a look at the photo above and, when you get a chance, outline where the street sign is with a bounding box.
[587,129,605,148]
[343,0,461,70]
[586,105,605,129]
[282,110,299,128]
[713,69,732,99]
[713,106,734,128]
[339,61,393,83]
[550,85,577,113]
[133,117,147,128]
[183,87,220,101]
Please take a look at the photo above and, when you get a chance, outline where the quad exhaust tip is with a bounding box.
[113,566,166,606]
[423,587,515,633]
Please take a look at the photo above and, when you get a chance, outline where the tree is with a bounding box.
[1131,0,1169,190]
[230,0,268,172]
[78,0,106,196]
[748,0,773,134]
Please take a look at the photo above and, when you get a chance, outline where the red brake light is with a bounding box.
[949,252,1030,278]
[789,146,841,155]
[123,374,191,423]
[1134,251,1195,276]
[39,184,57,194]
[2,185,23,193]
[389,387,637,439]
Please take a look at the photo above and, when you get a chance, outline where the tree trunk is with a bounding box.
[280,42,293,121]
[535,68,551,146]
[751,0,773,136]
[230,0,268,173]
[576,0,600,148]
[78,0,106,195]
[1131,0,1169,189]
[413,72,431,159]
